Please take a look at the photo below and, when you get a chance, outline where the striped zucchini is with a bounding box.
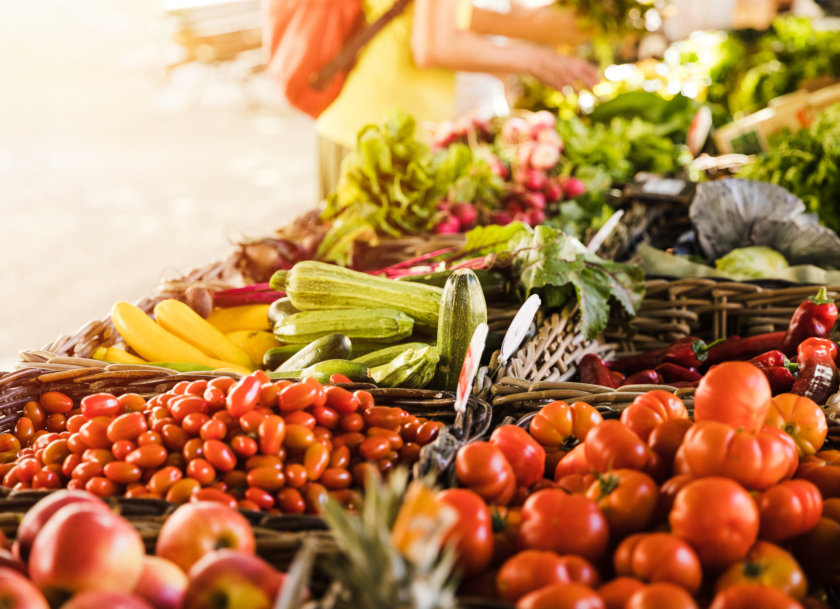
[432,269,487,391]
[270,261,442,329]
[273,308,413,344]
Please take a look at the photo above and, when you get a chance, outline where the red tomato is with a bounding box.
[437,489,493,576]
[554,444,591,480]
[105,413,148,443]
[529,401,603,449]
[516,582,604,609]
[455,442,516,506]
[757,479,823,542]
[490,425,547,488]
[598,577,645,609]
[694,362,771,434]
[80,393,120,419]
[584,420,648,473]
[496,550,571,603]
[620,390,688,442]
[125,444,168,469]
[40,391,74,414]
[765,393,827,457]
[647,419,693,472]
[518,489,609,563]
[708,584,803,609]
[202,440,236,472]
[680,421,798,490]
[654,474,696,524]
[791,497,840,586]
[613,533,702,594]
[585,470,657,539]
[303,443,329,481]
[669,477,759,571]
[715,541,806,599]
[625,583,698,609]
[795,450,840,498]
[226,375,261,417]
[257,415,286,456]
[557,555,599,587]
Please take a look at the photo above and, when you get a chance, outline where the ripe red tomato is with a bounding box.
[554,444,591,480]
[647,419,693,474]
[584,420,648,473]
[455,442,516,506]
[585,470,657,539]
[490,425,546,488]
[795,450,840,498]
[757,479,823,542]
[598,577,645,609]
[669,477,759,571]
[613,533,702,594]
[620,390,688,442]
[496,550,571,603]
[528,401,603,449]
[516,582,604,609]
[625,582,698,609]
[708,583,803,609]
[694,361,771,434]
[764,393,827,457]
[680,421,798,490]
[556,555,599,587]
[791,497,840,586]
[436,489,493,576]
[518,489,609,563]
[226,375,261,417]
[715,541,806,599]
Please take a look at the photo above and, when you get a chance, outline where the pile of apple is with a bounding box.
[0,490,286,609]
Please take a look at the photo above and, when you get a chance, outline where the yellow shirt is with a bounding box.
[315,0,457,149]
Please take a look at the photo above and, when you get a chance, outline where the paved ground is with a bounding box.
[0,0,317,370]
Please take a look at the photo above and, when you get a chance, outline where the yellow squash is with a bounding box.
[92,346,147,365]
[224,330,282,365]
[205,304,272,333]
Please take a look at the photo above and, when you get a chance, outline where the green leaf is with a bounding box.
[460,222,531,257]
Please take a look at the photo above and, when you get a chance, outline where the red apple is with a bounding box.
[59,590,154,609]
[183,550,285,609]
[0,567,49,609]
[16,490,107,562]
[29,503,145,603]
[155,502,255,572]
[132,556,187,609]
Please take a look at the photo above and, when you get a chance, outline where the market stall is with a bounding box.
[1,7,840,609]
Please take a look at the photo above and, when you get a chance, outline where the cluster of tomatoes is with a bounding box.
[0,371,445,514]
[438,361,839,609]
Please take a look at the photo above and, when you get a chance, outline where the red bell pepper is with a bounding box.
[791,337,840,404]
[762,367,797,395]
[620,369,662,387]
[579,354,621,389]
[660,336,723,368]
[703,331,786,367]
[781,287,838,357]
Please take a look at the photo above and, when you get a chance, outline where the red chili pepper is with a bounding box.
[791,337,840,404]
[605,347,667,374]
[620,369,662,387]
[579,354,620,389]
[670,381,700,389]
[660,336,724,369]
[703,331,786,368]
[761,366,796,395]
[781,287,838,357]
[655,363,701,383]
[748,350,791,370]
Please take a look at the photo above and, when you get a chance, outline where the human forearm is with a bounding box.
[467,4,594,47]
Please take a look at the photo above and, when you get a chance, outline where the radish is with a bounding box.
[432,121,458,148]
[530,143,561,171]
[490,156,510,180]
[527,209,546,226]
[561,177,586,199]
[522,192,547,211]
[434,215,462,234]
[451,202,478,229]
[489,211,514,226]
[543,179,564,202]
[501,117,530,144]
[527,110,557,134]
[521,168,547,191]
[536,128,563,150]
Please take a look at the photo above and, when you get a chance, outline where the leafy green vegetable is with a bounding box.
[458,223,645,338]
[715,246,789,280]
[737,104,840,233]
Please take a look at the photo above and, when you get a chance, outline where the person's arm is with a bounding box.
[664,0,778,39]
[466,3,594,47]
[412,0,599,90]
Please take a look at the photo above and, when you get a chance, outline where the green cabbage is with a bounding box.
[715,246,789,280]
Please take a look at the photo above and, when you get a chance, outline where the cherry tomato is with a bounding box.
[278,381,318,413]
[61,453,82,478]
[283,424,315,450]
[199,419,227,442]
[190,488,238,510]
[203,386,226,410]
[106,412,148,443]
[358,437,391,461]
[148,466,183,495]
[339,413,364,433]
[186,458,216,486]
[455,441,516,506]
[613,532,702,594]
[231,435,258,458]
[284,410,316,430]
[181,412,210,436]
[516,582,604,609]
[669,477,759,571]
[303,443,329,481]
[137,430,163,446]
[40,391,74,414]
[226,375,262,417]
[0,433,20,454]
[258,415,286,455]
[79,417,111,449]
[324,386,358,414]
[757,479,823,542]
[694,362,771,434]
[103,461,143,484]
[333,432,365,451]
[708,583,803,609]
[202,440,236,472]
[490,425,547,488]
[321,467,352,490]
[182,437,203,461]
[363,406,404,430]
[285,464,307,488]
[311,406,340,430]
[620,390,688,443]
[14,417,34,446]
[80,393,120,419]
[302,376,326,409]
[585,469,657,539]
[518,489,609,563]
[303,482,329,515]
[32,468,62,489]
[41,439,70,465]
[85,476,120,497]
[247,466,286,491]
[168,396,206,422]
[45,414,67,433]
[277,488,306,514]
[125,444,168,469]
[681,421,798,490]
[496,550,570,603]
[625,583,698,609]
[165,477,200,504]
[245,487,274,510]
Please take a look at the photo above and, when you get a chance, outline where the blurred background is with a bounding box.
[0,0,316,369]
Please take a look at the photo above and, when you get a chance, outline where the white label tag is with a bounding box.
[454,323,488,414]
[500,293,541,364]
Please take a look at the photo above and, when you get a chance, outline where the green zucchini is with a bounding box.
[267,297,298,326]
[399,269,508,300]
[262,344,305,370]
[351,342,430,367]
[431,269,488,391]
[270,261,442,329]
[273,308,413,344]
[268,359,372,384]
[371,345,440,389]
[275,333,352,372]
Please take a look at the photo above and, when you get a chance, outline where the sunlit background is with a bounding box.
[0,0,316,369]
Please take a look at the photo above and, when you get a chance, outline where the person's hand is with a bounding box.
[529,49,600,92]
